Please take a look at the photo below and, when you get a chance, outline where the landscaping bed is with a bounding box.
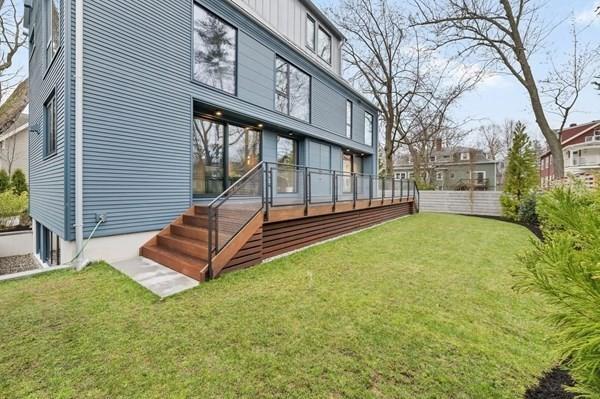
[0,255,39,276]
[0,213,558,398]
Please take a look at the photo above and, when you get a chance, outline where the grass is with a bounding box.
[0,213,555,398]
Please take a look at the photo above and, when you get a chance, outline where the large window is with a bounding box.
[275,57,311,122]
[346,101,352,138]
[317,27,331,64]
[193,5,237,94]
[306,15,316,51]
[364,112,373,146]
[192,117,261,197]
[46,0,60,65]
[44,94,56,156]
[276,136,297,193]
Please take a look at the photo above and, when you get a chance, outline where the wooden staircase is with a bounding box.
[140,206,211,282]
[140,205,264,282]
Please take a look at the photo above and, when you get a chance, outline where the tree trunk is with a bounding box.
[499,1,565,178]
[0,79,29,135]
[384,122,394,176]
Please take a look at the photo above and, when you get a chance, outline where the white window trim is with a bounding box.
[436,172,444,181]
[460,152,470,161]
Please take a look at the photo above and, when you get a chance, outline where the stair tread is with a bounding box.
[160,232,208,248]
[143,244,207,267]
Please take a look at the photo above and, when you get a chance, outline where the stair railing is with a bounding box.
[206,161,265,279]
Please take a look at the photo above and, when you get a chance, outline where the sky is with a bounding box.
[314,0,599,142]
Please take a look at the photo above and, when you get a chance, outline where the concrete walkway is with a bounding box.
[111,257,198,298]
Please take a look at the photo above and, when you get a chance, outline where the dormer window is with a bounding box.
[460,152,470,161]
[317,27,332,64]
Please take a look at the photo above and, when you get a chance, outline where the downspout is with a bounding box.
[74,0,85,269]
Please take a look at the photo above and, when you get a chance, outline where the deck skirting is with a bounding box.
[223,201,414,273]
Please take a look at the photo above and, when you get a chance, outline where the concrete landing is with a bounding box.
[111,257,198,298]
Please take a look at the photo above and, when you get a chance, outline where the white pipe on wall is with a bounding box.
[74,0,85,269]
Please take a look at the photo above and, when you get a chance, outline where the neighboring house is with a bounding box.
[24,0,418,277]
[540,121,600,189]
[394,142,502,191]
[0,113,29,176]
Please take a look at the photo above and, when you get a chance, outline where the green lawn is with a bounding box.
[0,213,555,398]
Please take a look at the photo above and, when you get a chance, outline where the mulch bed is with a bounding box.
[0,255,39,276]
[525,366,576,399]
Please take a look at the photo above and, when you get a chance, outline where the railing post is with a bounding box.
[400,178,403,201]
[207,207,213,280]
[381,177,385,205]
[413,179,416,201]
[308,171,312,204]
[332,170,337,212]
[353,173,357,209]
[369,176,372,207]
[303,166,308,216]
[392,178,395,203]
[264,163,270,221]
[214,208,219,252]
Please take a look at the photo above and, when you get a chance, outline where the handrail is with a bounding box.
[207,161,265,208]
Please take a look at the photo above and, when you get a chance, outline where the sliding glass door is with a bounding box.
[192,117,261,197]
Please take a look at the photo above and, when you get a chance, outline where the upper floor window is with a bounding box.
[364,112,373,146]
[346,101,352,138]
[306,15,316,51]
[460,152,470,161]
[317,27,331,64]
[46,0,60,66]
[275,57,310,122]
[44,93,57,156]
[193,5,237,95]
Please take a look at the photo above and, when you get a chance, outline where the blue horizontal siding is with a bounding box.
[28,0,66,239]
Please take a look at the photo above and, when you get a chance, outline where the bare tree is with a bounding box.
[411,0,598,179]
[476,124,504,160]
[0,135,16,174]
[541,23,599,133]
[329,0,426,175]
[0,0,27,134]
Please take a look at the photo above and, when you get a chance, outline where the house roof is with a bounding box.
[540,120,600,158]
[0,113,29,142]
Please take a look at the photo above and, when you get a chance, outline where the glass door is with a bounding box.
[193,117,262,197]
[193,118,225,196]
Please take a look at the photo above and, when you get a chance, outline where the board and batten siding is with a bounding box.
[28,0,67,239]
[419,191,502,217]
[55,0,377,239]
[232,0,342,74]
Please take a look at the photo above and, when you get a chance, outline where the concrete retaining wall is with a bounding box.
[0,230,33,257]
[419,191,502,217]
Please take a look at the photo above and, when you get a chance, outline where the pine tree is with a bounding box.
[11,169,27,195]
[501,122,539,220]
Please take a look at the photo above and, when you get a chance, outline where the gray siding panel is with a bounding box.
[28,0,66,238]
[237,32,275,109]
[312,79,345,136]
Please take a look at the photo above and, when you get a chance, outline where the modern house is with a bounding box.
[0,113,29,177]
[540,121,600,189]
[394,143,502,191]
[24,0,417,279]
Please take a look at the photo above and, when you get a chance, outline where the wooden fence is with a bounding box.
[419,191,502,217]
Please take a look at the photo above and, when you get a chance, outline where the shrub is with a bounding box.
[516,194,538,226]
[0,191,28,229]
[0,169,10,192]
[515,185,600,397]
[11,169,27,194]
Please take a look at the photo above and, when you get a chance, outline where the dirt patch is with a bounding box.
[0,255,39,276]
[525,366,575,399]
